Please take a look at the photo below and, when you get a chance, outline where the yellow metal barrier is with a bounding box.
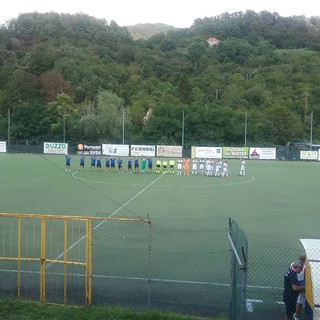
[0,213,149,305]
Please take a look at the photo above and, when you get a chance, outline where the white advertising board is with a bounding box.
[0,141,6,152]
[249,148,276,160]
[301,150,318,160]
[44,142,68,155]
[130,145,156,157]
[157,145,182,157]
[102,144,129,156]
[192,146,222,159]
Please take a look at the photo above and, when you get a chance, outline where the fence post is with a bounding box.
[227,218,248,320]
[40,216,46,303]
[147,215,152,309]
[85,218,93,304]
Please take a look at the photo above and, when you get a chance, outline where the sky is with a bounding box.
[0,0,319,28]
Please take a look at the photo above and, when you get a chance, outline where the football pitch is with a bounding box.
[0,153,318,316]
[0,153,318,248]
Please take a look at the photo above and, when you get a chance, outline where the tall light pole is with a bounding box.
[122,108,125,144]
[244,111,247,147]
[181,110,185,149]
[63,109,66,143]
[8,108,10,146]
[310,110,313,150]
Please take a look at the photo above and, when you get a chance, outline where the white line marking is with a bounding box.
[1,268,230,286]
[47,174,164,267]
[246,299,263,312]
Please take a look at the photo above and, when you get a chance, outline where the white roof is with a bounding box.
[299,239,320,317]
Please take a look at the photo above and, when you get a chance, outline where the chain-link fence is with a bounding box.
[0,214,308,319]
[91,216,231,318]
[0,215,231,318]
[245,246,303,320]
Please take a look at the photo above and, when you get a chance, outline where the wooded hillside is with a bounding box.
[0,11,320,146]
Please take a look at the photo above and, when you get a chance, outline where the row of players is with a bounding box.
[65,155,246,177]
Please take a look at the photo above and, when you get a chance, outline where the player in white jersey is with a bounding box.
[222,160,229,178]
[207,159,214,177]
[191,158,198,175]
[239,158,246,176]
[199,159,205,175]
[205,159,211,176]
[177,159,183,175]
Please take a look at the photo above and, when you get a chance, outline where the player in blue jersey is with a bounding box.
[147,158,153,174]
[96,156,102,171]
[79,155,85,172]
[117,158,123,173]
[110,157,116,172]
[134,157,139,174]
[90,155,96,171]
[65,154,71,171]
[105,156,110,173]
[127,158,132,173]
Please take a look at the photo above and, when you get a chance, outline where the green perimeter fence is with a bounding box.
[3,143,311,160]
[0,215,302,320]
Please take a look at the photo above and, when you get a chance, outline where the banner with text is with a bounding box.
[157,145,182,157]
[191,146,222,159]
[44,142,68,155]
[249,147,276,160]
[102,144,129,156]
[222,147,249,159]
[0,141,6,152]
[77,143,102,155]
[301,150,318,160]
[130,145,155,157]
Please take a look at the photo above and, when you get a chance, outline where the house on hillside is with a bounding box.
[207,37,219,47]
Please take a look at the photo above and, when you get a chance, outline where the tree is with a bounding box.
[94,90,130,143]
[44,93,74,142]
[262,105,303,144]
[177,74,193,105]
[0,69,41,113]
[24,43,56,75]
[216,38,253,64]
[186,39,207,70]
[141,104,183,144]
[39,70,74,103]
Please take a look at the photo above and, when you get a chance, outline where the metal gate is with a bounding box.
[0,213,148,305]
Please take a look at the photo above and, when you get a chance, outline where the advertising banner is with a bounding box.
[130,145,155,157]
[44,142,68,155]
[301,150,318,160]
[249,148,276,160]
[0,141,6,152]
[157,145,182,157]
[77,144,102,155]
[191,146,222,159]
[102,144,129,156]
[222,147,249,159]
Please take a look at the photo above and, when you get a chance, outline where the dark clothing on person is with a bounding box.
[283,269,299,318]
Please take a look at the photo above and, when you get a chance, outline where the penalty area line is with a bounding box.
[46,173,164,267]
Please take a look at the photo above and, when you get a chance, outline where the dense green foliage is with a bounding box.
[0,11,320,146]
